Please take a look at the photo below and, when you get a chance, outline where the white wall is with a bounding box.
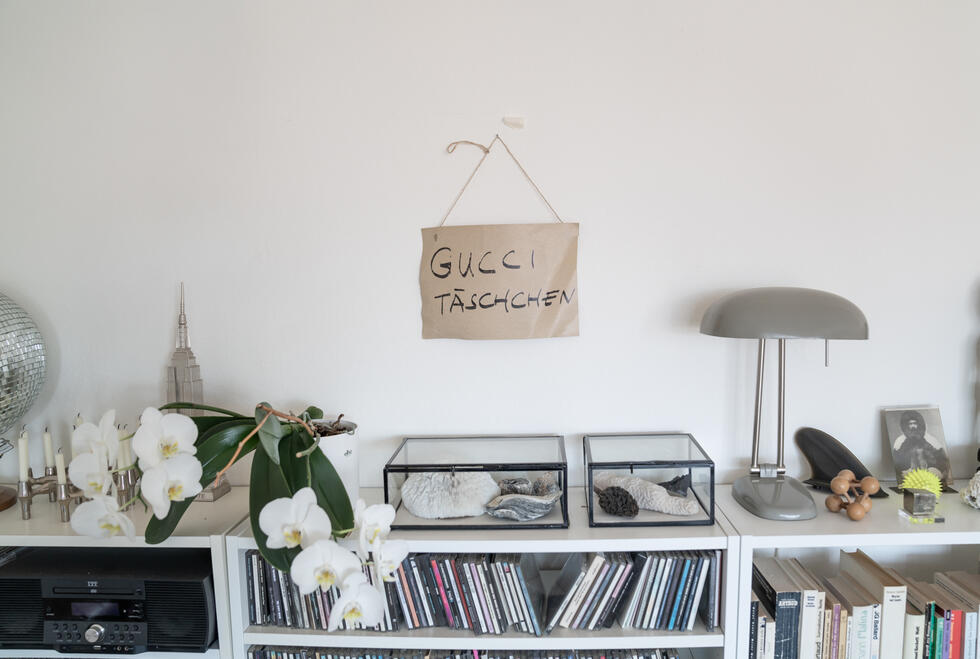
[1,1,979,489]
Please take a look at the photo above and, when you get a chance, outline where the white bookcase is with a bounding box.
[0,485,250,659]
[225,487,741,659]
[718,480,980,658]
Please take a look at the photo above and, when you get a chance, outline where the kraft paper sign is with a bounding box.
[420,223,579,340]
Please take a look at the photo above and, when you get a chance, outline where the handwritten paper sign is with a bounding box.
[419,223,579,340]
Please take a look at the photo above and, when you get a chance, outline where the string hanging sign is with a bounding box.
[420,135,580,340]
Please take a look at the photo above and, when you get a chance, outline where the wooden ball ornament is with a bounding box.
[824,469,880,522]
[825,496,844,513]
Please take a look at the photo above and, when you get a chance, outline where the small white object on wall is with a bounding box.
[502,115,525,129]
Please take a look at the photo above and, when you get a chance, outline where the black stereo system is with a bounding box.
[0,547,217,654]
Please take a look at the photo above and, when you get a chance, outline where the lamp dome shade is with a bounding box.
[699,287,869,340]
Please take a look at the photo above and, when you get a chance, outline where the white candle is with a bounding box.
[118,438,131,468]
[42,428,54,468]
[117,426,129,468]
[18,433,29,482]
[55,452,67,485]
[73,412,84,430]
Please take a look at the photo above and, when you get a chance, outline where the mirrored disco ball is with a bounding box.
[0,293,46,436]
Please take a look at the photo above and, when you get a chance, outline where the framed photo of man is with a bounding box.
[883,406,953,490]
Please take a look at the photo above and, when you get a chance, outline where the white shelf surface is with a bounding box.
[0,650,219,659]
[242,622,723,650]
[229,487,729,553]
[717,480,980,548]
[0,485,249,548]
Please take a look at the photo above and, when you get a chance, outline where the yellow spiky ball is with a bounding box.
[901,468,942,498]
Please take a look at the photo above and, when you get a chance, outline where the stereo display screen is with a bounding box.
[71,601,120,618]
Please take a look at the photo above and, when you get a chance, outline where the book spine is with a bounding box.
[393,566,413,629]
[599,561,631,629]
[656,556,684,630]
[449,559,472,630]
[271,565,288,627]
[492,560,517,630]
[676,555,700,632]
[964,612,977,659]
[506,559,531,634]
[905,613,925,659]
[950,609,963,659]
[750,599,760,659]
[685,557,711,632]
[646,557,671,629]
[245,551,257,624]
[408,557,434,627]
[478,560,505,633]
[255,553,269,624]
[667,557,692,631]
[575,563,610,630]
[470,560,494,634]
[515,561,541,637]
[466,560,490,634]
[446,558,470,630]
[419,557,446,628]
[430,557,455,629]
[774,593,801,659]
[398,562,420,628]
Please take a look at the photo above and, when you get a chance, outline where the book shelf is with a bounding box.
[225,487,741,659]
[0,484,250,659]
[718,479,980,658]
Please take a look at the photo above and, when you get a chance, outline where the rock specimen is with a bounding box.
[594,471,700,516]
[658,474,691,497]
[533,472,560,496]
[485,490,561,521]
[598,486,639,517]
[498,478,532,495]
[962,471,980,509]
[401,472,500,519]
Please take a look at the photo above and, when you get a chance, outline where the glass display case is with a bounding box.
[383,435,568,530]
[583,432,714,527]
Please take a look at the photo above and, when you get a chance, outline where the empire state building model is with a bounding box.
[167,284,204,416]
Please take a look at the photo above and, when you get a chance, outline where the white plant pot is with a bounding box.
[315,420,359,504]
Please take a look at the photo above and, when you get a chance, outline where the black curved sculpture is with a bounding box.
[794,427,888,498]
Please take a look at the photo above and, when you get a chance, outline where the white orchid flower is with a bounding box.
[70,496,135,540]
[327,578,386,631]
[374,539,409,582]
[139,454,204,519]
[70,410,119,467]
[132,407,197,469]
[351,500,396,559]
[67,451,113,497]
[289,539,363,595]
[258,487,334,550]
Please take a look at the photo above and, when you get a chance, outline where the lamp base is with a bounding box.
[733,473,817,521]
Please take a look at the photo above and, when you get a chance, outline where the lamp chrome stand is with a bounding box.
[732,338,817,521]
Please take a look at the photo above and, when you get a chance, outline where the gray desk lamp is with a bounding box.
[700,287,869,521]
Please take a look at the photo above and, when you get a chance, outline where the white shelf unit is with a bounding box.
[719,480,980,658]
[0,484,250,659]
[225,487,740,659]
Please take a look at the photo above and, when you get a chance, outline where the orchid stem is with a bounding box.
[295,436,321,459]
[211,410,273,488]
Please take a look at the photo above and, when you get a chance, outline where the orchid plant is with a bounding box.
[67,401,402,631]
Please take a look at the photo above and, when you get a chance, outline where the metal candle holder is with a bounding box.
[17,467,81,522]
[114,465,139,512]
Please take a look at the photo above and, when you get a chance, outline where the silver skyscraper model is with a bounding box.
[165,283,229,501]
[166,283,204,416]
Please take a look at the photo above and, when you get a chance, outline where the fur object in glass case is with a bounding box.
[400,471,500,519]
